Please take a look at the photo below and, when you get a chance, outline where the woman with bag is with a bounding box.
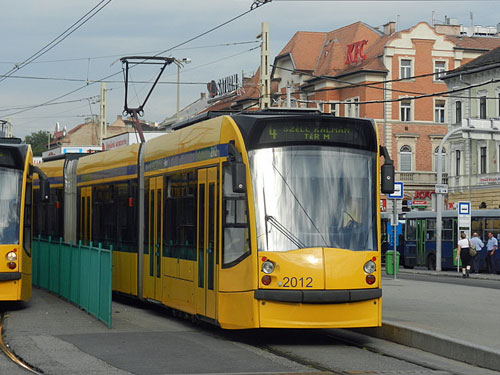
[457,232,473,278]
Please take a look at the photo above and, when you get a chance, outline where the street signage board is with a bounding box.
[457,201,471,239]
[435,183,448,194]
[388,182,403,199]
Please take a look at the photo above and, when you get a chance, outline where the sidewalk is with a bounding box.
[357,267,500,372]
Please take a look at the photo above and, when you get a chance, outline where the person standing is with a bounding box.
[457,232,472,278]
[470,232,485,273]
[486,232,498,274]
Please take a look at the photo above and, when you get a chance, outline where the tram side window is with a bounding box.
[406,219,417,241]
[222,164,250,267]
[485,218,500,239]
[116,182,137,252]
[164,172,196,261]
[471,218,482,239]
[92,185,115,249]
[38,187,63,240]
[426,219,436,241]
[442,218,453,241]
[92,182,137,252]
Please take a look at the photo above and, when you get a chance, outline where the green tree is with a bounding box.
[24,130,50,156]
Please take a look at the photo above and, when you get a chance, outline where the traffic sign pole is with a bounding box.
[388,182,403,280]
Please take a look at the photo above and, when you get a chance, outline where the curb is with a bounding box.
[354,320,500,372]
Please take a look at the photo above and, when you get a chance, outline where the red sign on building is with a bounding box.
[345,40,368,65]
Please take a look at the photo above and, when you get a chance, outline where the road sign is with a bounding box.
[457,201,471,239]
[388,182,403,199]
[458,201,470,215]
[435,183,448,194]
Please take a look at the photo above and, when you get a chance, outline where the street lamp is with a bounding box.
[175,57,191,120]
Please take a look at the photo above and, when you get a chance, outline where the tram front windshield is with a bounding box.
[0,168,22,244]
[249,146,376,252]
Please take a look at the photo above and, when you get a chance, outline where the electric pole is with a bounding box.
[259,22,270,109]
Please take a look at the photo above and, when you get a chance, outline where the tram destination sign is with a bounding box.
[254,118,376,150]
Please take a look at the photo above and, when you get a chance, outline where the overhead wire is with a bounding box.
[0,41,260,65]
[272,62,500,99]
[3,1,271,119]
[0,0,112,85]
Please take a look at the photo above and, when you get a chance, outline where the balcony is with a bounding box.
[396,171,447,186]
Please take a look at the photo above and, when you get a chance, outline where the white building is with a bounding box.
[443,47,500,209]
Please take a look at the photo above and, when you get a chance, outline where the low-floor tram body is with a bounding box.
[35,110,394,328]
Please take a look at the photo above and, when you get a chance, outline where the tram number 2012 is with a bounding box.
[282,276,313,288]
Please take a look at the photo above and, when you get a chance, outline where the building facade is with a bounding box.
[443,47,500,209]
[201,19,500,211]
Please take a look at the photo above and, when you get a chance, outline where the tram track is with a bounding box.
[224,328,472,375]
[0,312,43,375]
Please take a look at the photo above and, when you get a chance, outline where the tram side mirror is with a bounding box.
[231,162,246,193]
[379,145,395,195]
[381,163,395,194]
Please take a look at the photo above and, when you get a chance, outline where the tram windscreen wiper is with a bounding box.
[265,215,306,249]
[271,162,328,246]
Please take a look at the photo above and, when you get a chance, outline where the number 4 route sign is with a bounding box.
[388,182,403,199]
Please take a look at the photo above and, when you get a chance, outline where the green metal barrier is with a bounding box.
[33,236,113,328]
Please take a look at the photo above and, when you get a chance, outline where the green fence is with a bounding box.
[33,236,113,328]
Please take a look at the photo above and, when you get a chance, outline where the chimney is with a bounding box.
[201,92,206,99]
[383,21,396,35]
[117,115,122,121]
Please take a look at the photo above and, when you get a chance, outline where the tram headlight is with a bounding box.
[6,251,17,261]
[363,260,376,274]
[261,260,275,274]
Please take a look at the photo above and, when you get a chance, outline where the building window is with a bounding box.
[480,96,487,119]
[455,150,461,176]
[331,103,337,116]
[401,100,411,122]
[435,100,445,123]
[434,61,446,80]
[434,146,446,172]
[345,98,359,118]
[400,145,412,172]
[480,146,487,174]
[455,101,462,125]
[498,92,500,117]
[400,59,412,79]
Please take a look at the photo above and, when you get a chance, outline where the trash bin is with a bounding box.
[453,248,462,267]
[386,250,400,275]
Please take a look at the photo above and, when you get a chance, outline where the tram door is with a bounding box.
[196,168,218,319]
[80,187,92,245]
[144,176,163,302]
[417,219,426,265]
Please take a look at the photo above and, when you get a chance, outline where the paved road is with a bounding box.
[358,268,500,372]
[1,290,311,375]
[3,269,500,374]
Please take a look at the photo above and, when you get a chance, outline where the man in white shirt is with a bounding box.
[486,232,498,274]
[470,232,484,273]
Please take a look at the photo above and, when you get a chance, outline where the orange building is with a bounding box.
[237,21,500,210]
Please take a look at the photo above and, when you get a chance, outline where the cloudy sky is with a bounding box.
[1,0,499,139]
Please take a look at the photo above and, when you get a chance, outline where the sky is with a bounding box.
[1,0,499,140]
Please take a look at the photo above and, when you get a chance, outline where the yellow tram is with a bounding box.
[1,138,48,301]
[35,110,394,328]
